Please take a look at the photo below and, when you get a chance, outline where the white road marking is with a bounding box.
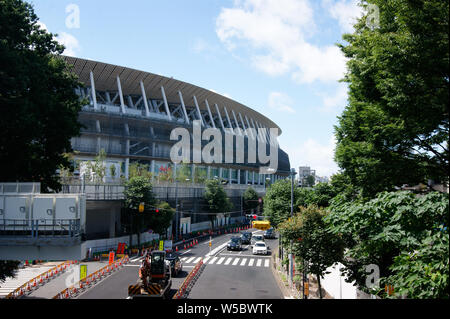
[248,259,255,266]
[240,258,247,266]
[185,257,195,264]
[232,258,240,266]
[224,257,232,265]
[264,259,270,267]
[256,259,262,267]
[192,257,202,264]
[203,256,211,263]
[181,249,191,255]
[124,264,140,267]
[181,257,187,262]
[216,257,225,265]
[209,257,218,264]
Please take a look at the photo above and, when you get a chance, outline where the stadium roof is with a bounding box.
[62,56,281,134]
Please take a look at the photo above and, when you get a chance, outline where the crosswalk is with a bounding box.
[181,256,270,268]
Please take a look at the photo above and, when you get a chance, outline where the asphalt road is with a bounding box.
[188,229,283,299]
[75,228,282,299]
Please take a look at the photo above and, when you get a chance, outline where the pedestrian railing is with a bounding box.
[52,255,129,299]
[5,260,76,299]
[173,258,205,299]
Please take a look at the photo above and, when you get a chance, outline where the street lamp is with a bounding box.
[289,168,297,289]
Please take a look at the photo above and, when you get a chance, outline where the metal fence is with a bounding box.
[0,219,80,238]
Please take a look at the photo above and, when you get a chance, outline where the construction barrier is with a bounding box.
[173,258,205,299]
[5,260,74,299]
[52,255,129,299]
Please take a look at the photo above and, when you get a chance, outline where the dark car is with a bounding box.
[165,252,183,277]
[227,236,242,251]
[263,228,276,239]
[240,232,252,244]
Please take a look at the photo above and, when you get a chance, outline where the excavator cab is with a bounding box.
[150,251,166,280]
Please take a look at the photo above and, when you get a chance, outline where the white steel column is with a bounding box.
[245,115,255,139]
[238,113,247,136]
[178,91,190,125]
[116,75,126,114]
[237,169,241,184]
[151,160,155,181]
[90,71,98,110]
[205,99,215,128]
[140,81,150,117]
[193,95,205,127]
[160,86,172,120]
[245,170,248,184]
[191,164,195,184]
[231,110,242,135]
[223,107,234,133]
[252,171,255,184]
[207,166,211,179]
[229,168,232,184]
[214,104,225,131]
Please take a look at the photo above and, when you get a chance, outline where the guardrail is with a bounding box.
[5,260,76,299]
[173,258,205,299]
[52,255,129,299]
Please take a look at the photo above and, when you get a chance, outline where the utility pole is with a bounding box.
[289,168,297,289]
[175,179,179,241]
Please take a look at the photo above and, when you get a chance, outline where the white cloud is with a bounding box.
[216,0,347,83]
[322,0,364,33]
[56,32,80,57]
[268,92,295,113]
[285,135,339,177]
[36,21,48,31]
[320,83,348,112]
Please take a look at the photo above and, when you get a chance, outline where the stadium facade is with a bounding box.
[63,56,291,184]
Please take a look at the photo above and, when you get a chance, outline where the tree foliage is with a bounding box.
[326,191,449,298]
[278,205,344,298]
[128,162,152,180]
[0,260,21,283]
[0,0,84,192]
[263,180,301,228]
[204,179,232,227]
[335,0,449,198]
[243,186,259,213]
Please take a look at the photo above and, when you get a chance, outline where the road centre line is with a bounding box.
[181,249,191,255]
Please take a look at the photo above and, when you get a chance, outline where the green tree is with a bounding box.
[151,201,175,237]
[335,0,449,198]
[264,180,302,228]
[278,205,344,298]
[84,149,107,183]
[0,260,21,284]
[243,186,259,213]
[0,0,84,192]
[204,179,232,228]
[305,175,315,187]
[123,176,157,248]
[128,162,152,180]
[326,191,449,298]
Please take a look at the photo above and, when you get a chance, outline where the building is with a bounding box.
[298,166,316,187]
[64,56,291,184]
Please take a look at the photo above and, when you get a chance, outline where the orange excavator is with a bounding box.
[128,250,172,299]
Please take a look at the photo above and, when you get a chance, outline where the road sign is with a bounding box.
[108,251,115,265]
[159,240,164,251]
[80,264,87,281]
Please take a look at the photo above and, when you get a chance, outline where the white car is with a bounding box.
[252,242,268,255]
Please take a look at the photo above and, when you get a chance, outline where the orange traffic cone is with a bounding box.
[184,244,186,250]
[65,290,69,299]
[175,246,178,251]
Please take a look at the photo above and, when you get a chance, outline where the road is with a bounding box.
[75,228,283,299]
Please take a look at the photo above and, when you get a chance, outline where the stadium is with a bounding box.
[64,56,291,185]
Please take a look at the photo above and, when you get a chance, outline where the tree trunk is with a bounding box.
[317,273,323,299]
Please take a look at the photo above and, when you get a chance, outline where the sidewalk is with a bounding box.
[0,263,57,298]
[25,261,107,299]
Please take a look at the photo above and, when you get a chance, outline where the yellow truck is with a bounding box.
[252,220,271,230]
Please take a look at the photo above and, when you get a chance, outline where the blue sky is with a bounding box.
[31,0,364,177]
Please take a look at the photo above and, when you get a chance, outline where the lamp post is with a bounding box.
[289,168,297,288]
